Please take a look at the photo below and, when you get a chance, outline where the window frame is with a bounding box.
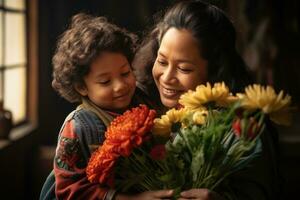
[0,0,38,140]
[0,0,27,125]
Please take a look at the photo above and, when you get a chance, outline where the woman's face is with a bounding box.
[152,28,208,108]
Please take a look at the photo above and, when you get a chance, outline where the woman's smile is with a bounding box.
[160,85,183,98]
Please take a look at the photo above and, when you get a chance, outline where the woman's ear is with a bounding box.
[74,83,88,96]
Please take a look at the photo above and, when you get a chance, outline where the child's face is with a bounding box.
[77,52,136,111]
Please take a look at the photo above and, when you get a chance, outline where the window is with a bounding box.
[0,0,27,124]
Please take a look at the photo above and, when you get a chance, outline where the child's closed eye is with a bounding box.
[121,71,131,76]
[98,80,111,85]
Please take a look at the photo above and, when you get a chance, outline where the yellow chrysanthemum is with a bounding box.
[238,84,292,125]
[179,82,236,109]
[152,108,188,137]
[192,110,208,125]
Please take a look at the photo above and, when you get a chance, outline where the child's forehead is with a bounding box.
[92,51,128,65]
[89,52,130,74]
[95,51,127,59]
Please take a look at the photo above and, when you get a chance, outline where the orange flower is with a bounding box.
[86,147,118,185]
[86,105,156,184]
[105,105,156,156]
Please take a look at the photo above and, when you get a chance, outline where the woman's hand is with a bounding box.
[115,189,174,200]
[178,189,224,200]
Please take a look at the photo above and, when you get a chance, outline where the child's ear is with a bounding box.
[74,83,88,96]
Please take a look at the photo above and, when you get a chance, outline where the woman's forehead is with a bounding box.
[159,28,202,60]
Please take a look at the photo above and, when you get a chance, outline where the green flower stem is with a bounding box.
[222,104,238,124]
[127,151,158,189]
[138,147,169,173]
[258,113,265,127]
[179,129,193,154]
[127,147,175,191]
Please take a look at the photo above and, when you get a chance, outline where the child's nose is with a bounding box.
[113,79,126,92]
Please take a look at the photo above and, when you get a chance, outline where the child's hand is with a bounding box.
[115,189,174,200]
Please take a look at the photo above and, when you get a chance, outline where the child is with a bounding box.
[40,13,173,200]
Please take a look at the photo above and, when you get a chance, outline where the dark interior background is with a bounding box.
[1,0,300,199]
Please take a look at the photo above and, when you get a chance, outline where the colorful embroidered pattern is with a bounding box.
[55,121,85,170]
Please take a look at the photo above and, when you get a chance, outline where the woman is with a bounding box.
[133,0,282,199]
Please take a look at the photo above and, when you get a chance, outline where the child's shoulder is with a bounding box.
[64,108,105,127]
[61,108,107,143]
[64,108,96,120]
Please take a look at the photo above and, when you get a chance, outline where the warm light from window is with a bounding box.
[4,67,26,123]
[4,13,26,66]
[4,0,25,10]
[0,11,2,66]
[1,0,27,124]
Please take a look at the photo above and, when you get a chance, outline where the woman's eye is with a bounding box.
[157,60,168,66]
[178,67,192,73]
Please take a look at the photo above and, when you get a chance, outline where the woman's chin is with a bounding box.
[161,97,178,108]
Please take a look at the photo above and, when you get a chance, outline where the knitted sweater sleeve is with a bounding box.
[54,109,112,200]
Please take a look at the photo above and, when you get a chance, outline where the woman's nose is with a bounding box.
[161,65,177,83]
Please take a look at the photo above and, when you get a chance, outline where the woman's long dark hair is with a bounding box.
[133,0,253,95]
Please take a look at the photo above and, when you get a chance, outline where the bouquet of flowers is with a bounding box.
[86,82,292,198]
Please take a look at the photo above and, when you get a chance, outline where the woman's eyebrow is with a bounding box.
[158,51,194,64]
[157,51,167,58]
[158,51,197,67]
[176,59,194,64]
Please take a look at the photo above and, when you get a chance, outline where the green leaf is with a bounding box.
[191,148,204,181]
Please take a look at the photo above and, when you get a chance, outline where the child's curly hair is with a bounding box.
[52,13,137,103]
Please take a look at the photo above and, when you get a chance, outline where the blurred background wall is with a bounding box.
[0,0,299,199]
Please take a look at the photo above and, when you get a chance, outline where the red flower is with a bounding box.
[232,119,241,137]
[232,117,261,140]
[86,105,156,184]
[247,117,261,140]
[150,144,166,160]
